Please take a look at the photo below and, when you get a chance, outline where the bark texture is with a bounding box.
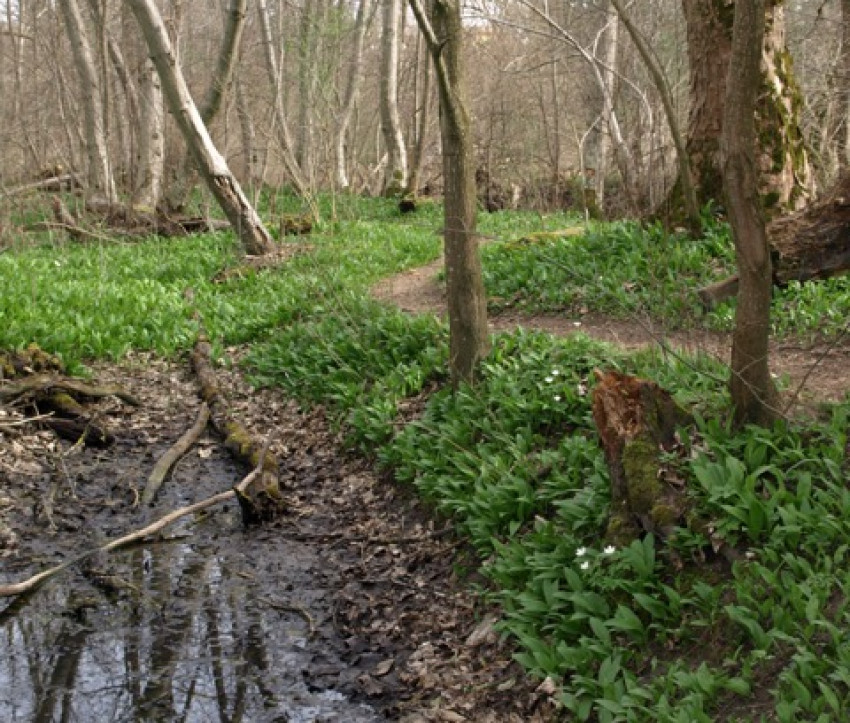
[721,0,777,426]
[380,0,408,194]
[410,0,490,386]
[59,0,117,201]
[680,0,811,213]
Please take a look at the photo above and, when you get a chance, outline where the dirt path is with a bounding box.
[0,355,554,722]
[372,257,850,405]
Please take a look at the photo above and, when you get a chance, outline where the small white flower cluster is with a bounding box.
[545,369,561,402]
[575,545,617,570]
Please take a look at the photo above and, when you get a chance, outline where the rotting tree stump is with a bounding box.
[592,370,692,546]
[190,335,285,524]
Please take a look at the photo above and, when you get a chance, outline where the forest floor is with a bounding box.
[372,256,850,406]
[2,251,848,723]
[0,350,557,722]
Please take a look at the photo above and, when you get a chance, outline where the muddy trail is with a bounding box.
[0,355,552,723]
[372,257,850,405]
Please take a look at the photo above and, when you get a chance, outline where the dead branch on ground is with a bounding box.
[142,403,210,505]
[0,442,270,598]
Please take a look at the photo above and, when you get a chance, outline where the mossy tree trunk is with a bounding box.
[592,371,691,546]
[674,0,811,216]
[722,0,778,426]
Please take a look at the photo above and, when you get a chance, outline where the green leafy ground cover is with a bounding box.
[482,215,850,341]
[2,196,849,720]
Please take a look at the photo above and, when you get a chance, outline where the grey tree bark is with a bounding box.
[125,0,275,255]
[335,0,374,191]
[721,0,777,425]
[409,0,490,386]
[59,0,117,201]
[256,0,311,201]
[380,0,408,195]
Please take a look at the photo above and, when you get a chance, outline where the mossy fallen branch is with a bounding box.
[191,335,285,523]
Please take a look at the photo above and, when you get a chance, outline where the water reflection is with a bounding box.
[0,541,381,722]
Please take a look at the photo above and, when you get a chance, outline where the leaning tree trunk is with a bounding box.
[125,0,275,255]
[722,0,777,426]
[612,0,701,233]
[380,0,408,195]
[410,0,490,386]
[59,0,117,202]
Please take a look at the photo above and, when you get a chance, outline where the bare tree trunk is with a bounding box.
[722,0,777,426]
[125,0,275,255]
[611,0,700,233]
[59,0,117,201]
[256,0,311,199]
[410,0,489,386]
[201,0,247,125]
[843,0,850,169]
[593,1,618,208]
[380,0,408,195]
[407,14,433,196]
[335,0,373,190]
[234,74,257,186]
[136,58,165,208]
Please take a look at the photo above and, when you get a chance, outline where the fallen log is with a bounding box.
[592,370,691,545]
[191,335,285,523]
[1,174,82,198]
[0,374,141,406]
[142,403,210,505]
[0,444,269,598]
[698,173,850,308]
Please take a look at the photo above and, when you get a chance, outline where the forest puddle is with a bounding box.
[0,438,383,722]
[0,356,541,722]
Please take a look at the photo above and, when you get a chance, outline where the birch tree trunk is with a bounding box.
[410,0,489,386]
[380,0,408,195]
[125,0,275,255]
[336,0,373,190]
[60,0,117,202]
[722,0,777,426]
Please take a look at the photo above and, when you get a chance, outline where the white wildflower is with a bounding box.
[554,395,562,402]
[580,560,590,570]
[545,376,554,383]
[575,547,587,557]
[603,545,616,555]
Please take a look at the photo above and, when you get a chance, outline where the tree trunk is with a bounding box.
[125,0,274,256]
[407,16,433,196]
[679,0,811,214]
[335,0,373,190]
[136,58,165,208]
[722,0,777,426]
[256,0,311,199]
[410,0,489,386]
[611,0,701,233]
[59,0,117,202]
[380,0,408,195]
[843,0,850,169]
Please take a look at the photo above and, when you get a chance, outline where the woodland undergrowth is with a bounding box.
[1,193,849,721]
